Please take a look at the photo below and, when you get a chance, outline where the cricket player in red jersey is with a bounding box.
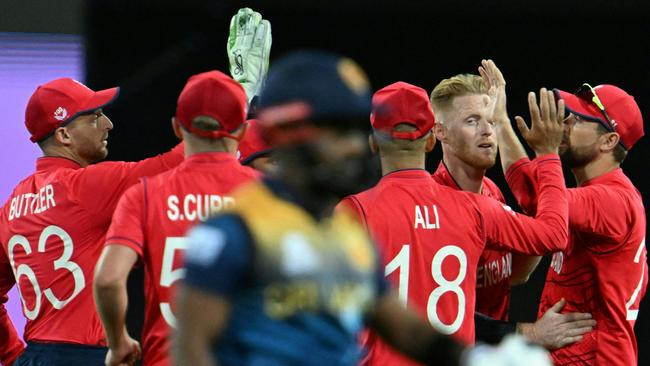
[430,74,531,321]
[0,78,184,365]
[238,119,276,174]
[338,81,570,365]
[93,70,259,366]
[486,60,648,365]
[431,71,595,348]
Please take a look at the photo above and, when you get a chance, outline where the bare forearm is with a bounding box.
[496,120,529,172]
[94,281,129,347]
[368,294,464,366]
[510,254,542,285]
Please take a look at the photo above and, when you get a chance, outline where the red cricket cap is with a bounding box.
[554,84,644,150]
[176,70,248,139]
[238,119,273,165]
[370,81,435,140]
[25,78,119,143]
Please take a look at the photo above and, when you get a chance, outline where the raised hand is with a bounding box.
[515,88,566,156]
[478,59,509,125]
[227,8,272,105]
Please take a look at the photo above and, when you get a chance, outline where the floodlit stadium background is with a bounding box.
[1,1,648,364]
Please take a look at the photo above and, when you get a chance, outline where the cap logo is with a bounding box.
[53,107,68,121]
[337,58,370,96]
[610,119,618,129]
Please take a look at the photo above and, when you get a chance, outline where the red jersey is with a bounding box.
[432,162,512,321]
[506,157,648,366]
[339,155,568,366]
[0,246,23,365]
[0,145,183,349]
[105,152,259,366]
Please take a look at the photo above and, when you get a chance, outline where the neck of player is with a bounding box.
[442,154,486,194]
[571,153,620,186]
[379,151,426,176]
[182,134,237,157]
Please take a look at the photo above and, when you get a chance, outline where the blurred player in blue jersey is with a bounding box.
[172,50,469,366]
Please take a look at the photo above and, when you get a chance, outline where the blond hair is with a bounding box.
[430,74,486,119]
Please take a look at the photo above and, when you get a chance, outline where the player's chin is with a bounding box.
[472,151,497,168]
[93,148,109,162]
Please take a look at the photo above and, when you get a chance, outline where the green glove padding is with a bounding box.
[227,8,272,105]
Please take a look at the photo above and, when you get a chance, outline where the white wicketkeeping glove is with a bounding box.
[463,335,552,366]
[227,7,272,106]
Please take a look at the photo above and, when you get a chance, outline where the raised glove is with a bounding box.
[227,8,272,106]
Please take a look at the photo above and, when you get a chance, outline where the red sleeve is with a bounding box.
[335,196,367,230]
[105,181,147,258]
[72,143,183,223]
[0,246,24,366]
[566,185,631,250]
[481,155,568,255]
[505,157,539,216]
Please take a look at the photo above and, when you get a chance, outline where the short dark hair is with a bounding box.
[191,116,222,131]
[596,124,627,163]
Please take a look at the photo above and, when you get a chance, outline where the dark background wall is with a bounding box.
[66,0,650,363]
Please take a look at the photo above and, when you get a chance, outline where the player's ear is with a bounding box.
[171,117,183,140]
[434,122,446,143]
[233,122,248,141]
[368,134,378,154]
[425,131,436,152]
[53,126,72,146]
[600,132,620,153]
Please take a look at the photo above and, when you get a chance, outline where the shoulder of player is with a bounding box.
[482,176,506,202]
[238,163,263,178]
[200,213,252,245]
[344,183,386,207]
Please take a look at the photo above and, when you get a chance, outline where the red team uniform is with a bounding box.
[432,162,512,320]
[507,158,647,365]
[0,78,184,364]
[106,153,258,365]
[339,82,569,366]
[504,85,647,365]
[0,150,184,346]
[342,160,567,365]
[104,71,259,366]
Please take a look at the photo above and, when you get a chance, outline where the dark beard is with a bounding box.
[308,144,379,199]
[275,144,380,217]
[560,145,598,168]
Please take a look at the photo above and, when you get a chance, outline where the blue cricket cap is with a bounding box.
[258,50,372,130]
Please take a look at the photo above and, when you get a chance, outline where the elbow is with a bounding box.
[510,273,531,286]
[556,224,569,251]
[93,267,124,294]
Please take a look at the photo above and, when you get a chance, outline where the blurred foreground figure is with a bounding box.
[173,50,468,366]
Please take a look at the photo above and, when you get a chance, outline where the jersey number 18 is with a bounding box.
[385,244,467,335]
